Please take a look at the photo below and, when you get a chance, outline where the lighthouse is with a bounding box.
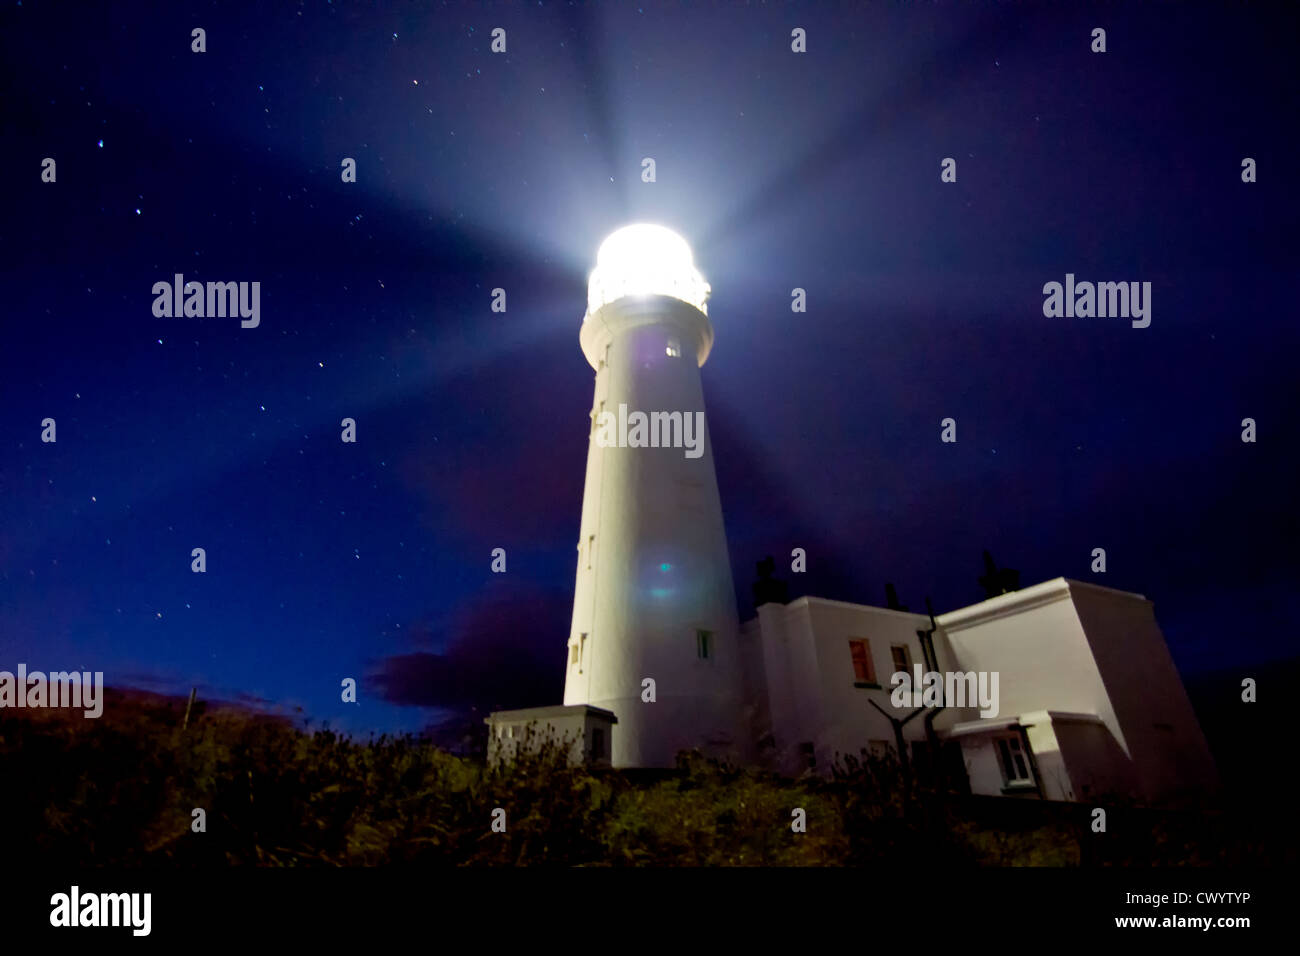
[483,229,1219,806]
[561,224,749,768]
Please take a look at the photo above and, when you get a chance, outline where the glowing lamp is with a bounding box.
[586,223,711,317]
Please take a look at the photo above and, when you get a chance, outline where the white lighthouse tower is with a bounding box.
[561,224,749,768]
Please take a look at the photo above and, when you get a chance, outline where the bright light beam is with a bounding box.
[586,223,711,317]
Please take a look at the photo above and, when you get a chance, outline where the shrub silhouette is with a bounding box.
[0,700,1286,866]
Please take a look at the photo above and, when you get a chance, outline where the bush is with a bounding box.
[0,702,1286,866]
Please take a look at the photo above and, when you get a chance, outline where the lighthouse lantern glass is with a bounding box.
[586,224,710,317]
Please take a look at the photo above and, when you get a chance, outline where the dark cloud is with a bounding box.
[369,585,570,717]
[111,673,279,712]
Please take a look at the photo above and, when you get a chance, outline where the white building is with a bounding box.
[485,704,617,769]
[485,226,1218,806]
[936,578,1219,804]
[739,578,1218,805]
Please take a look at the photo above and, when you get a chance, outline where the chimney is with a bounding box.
[885,582,909,612]
[978,550,1021,599]
[752,555,789,608]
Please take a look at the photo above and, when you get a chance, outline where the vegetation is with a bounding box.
[0,697,1287,866]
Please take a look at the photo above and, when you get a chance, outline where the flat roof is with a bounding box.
[740,578,1150,633]
[937,577,1149,632]
[742,594,931,627]
[483,704,617,724]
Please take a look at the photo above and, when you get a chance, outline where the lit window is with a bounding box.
[849,639,875,683]
[890,644,912,677]
[997,735,1033,784]
[665,337,681,358]
[697,629,712,660]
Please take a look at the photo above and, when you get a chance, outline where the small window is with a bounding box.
[570,642,580,666]
[587,535,595,570]
[697,629,712,660]
[849,639,875,683]
[997,735,1032,784]
[890,644,912,677]
[665,337,681,358]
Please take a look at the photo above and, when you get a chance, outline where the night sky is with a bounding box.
[2,1,1296,742]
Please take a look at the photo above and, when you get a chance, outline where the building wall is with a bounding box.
[749,597,956,774]
[938,580,1122,738]
[961,735,1038,799]
[562,295,748,768]
[1024,719,1072,800]
[484,708,617,769]
[939,579,1217,805]
[1048,715,1140,802]
[1070,586,1219,803]
[486,712,588,768]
